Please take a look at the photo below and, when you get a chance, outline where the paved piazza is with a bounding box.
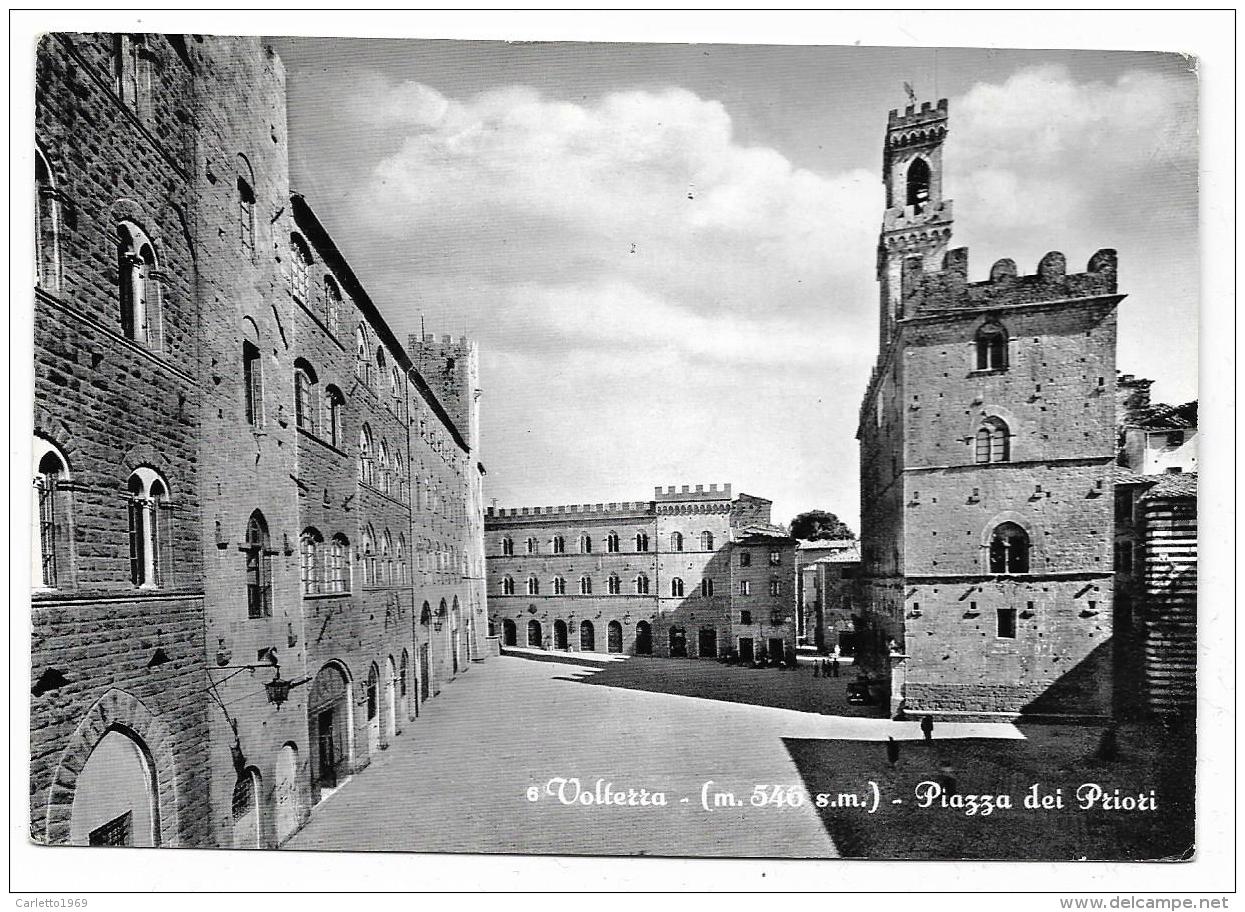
[285,655,1020,857]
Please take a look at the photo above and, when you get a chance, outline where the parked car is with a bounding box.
[846,681,874,705]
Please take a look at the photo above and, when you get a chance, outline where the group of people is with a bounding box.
[812,655,842,678]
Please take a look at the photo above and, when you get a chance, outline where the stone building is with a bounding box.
[855,99,1124,720]
[31,33,486,848]
[485,485,797,661]
[796,540,860,653]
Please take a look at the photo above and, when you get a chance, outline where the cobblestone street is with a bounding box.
[284,655,1020,856]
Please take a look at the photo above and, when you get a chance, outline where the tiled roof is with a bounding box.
[796,538,857,551]
[814,543,861,564]
[1140,472,1198,500]
[1128,401,1198,430]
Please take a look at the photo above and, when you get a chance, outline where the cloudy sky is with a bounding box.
[268,38,1197,529]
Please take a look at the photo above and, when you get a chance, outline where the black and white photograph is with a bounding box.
[10,9,1233,898]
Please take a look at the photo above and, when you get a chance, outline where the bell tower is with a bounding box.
[877,97,953,347]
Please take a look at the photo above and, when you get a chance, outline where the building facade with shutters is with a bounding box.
[855,98,1124,720]
[31,33,487,849]
[485,485,797,662]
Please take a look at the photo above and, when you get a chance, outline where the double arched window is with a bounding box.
[634,573,650,595]
[323,385,344,448]
[322,276,342,335]
[579,534,592,554]
[501,576,515,596]
[356,325,373,387]
[244,511,272,618]
[378,439,391,494]
[700,531,714,551]
[330,534,351,592]
[975,322,1008,372]
[975,417,1011,464]
[988,522,1030,574]
[117,221,160,347]
[608,574,621,595]
[579,576,592,595]
[32,437,70,589]
[501,537,514,556]
[527,576,540,596]
[361,526,377,586]
[552,576,566,595]
[635,532,649,553]
[701,577,714,598]
[552,535,565,554]
[670,532,684,552]
[127,467,168,588]
[358,424,374,486]
[381,530,394,586]
[671,577,684,597]
[607,532,620,553]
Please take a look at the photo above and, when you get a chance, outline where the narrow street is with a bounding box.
[285,655,1020,856]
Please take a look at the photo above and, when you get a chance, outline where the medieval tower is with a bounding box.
[857,98,1125,720]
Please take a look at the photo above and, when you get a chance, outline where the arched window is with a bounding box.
[293,360,317,435]
[580,534,592,554]
[579,576,592,595]
[244,511,272,618]
[635,532,649,552]
[906,156,932,213]
[330,533,351,592]
[393,452,406,503]
[113,35,150,113]
[117,221,160,347]
[399,650,410,699]
[608,574,621,595]
[670,532,683,552]
[527,576,540,596]
[322,385,344,449]
[671,577,684,597]
[634,573,650,595]
[355,325,372,387]
[701,577,714,597]
[323,276,342,335]
[32,437,70,589]
[975,322,1009,372]
[700,531,714,551]
[237,172,256,262]
[375,348,387,392]
[242,340,262,427]
[290,233,312,303]
[552,535,565,554]
[361,526,377,586]
[390,365,402,402]
[300,528,323,595]
[552,576,566,595]
[397,534,407,583]
[607,532,619,553]
[35,151,60,292]
[975,417,1011,464]
[381,530,394,586]
[988,522,1031,574]
[358,424,374,486]
[502,576,515,596]
[501,537,514,556]
[378,439,391,494]
[127,468,167,588]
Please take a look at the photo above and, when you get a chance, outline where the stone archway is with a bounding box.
[44,688,179,846]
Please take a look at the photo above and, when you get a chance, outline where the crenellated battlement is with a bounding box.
[886,98,948,149]
[486,501,656,522]
[652,483,732,502]
[901,246,1119,317]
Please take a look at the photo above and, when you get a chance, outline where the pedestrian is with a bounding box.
[831,656,840,678]
[921,714,934,741]
[813,660,821,678]
[886,737,899,767]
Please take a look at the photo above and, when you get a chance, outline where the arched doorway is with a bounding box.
[527,619,543,648]
[553,619,568,650]
[580,620,595,651]
[698,627,718,658]
[365,663,381,757]
[308,662,353,803]
[635,621,652,655]
[503,618,517,646]
[384,655,398,742]
[669,626,687,658]
[68,727,157,846]
[607,620,623,653]
[274,743,299,845]
[231,767,262,849]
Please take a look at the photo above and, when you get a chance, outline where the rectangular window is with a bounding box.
[128,500,145,585]
[243,342,262,427]
[739,580,750,596]
[38,479,57,587]
[769,580,782,596]
[739,551,751,567]
[769,551,781,566]
[740,610,752,625]
[996,608,1017,639]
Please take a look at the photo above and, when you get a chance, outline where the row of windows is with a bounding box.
[495,533,784,566]
[498,574,752,598]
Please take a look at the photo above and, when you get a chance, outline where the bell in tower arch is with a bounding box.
[907,157,931,214]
